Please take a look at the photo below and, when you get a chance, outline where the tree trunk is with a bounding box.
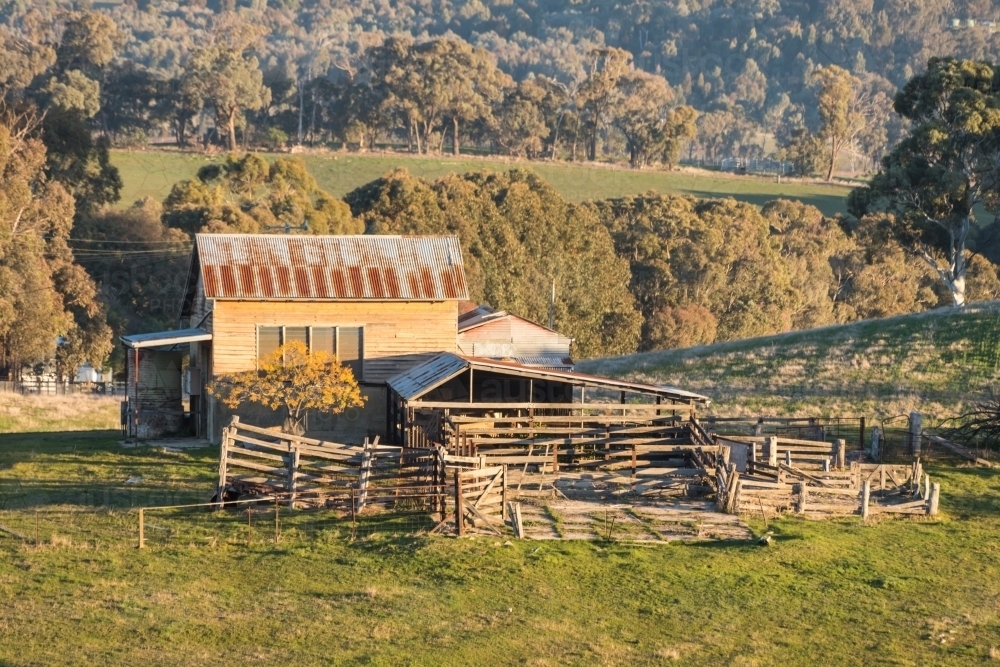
[297,79,305,145]
[227,107,238,152]
[826,135,838,181]
[950,223,969,307]
[452,117,460,156]
[629,142,640,168]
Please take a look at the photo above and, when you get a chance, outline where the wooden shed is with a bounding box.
[125,233,470,443]
[457,306,574,369]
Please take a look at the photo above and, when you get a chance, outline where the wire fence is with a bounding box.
[0,498,445,551]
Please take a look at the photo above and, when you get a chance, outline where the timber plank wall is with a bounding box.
[210,300,459,382]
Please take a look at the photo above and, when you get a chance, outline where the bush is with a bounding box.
[646,304,718,350]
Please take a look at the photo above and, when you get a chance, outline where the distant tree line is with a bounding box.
[6,0,987,175]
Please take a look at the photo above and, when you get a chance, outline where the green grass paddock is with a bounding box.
[112,150,853,215]
[2,415,1000,664]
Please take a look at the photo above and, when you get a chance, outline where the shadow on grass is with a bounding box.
[0,429,217,510]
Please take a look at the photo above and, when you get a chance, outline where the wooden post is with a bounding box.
[766,436,778,467]
[861,480,870,521]
[501,465,508,522]
[923,473,930,501]
[138,508,145,549]
[785,450,792,467]
[835,439,846,470]
[349,487,356,541]
[909,411,922,457]
[859,416,866,452]
[216,426,230,508]
[274,494,280,544]
[287,445,300,507]
[631,444,637,479]
[880,465,886,494]
[929,482,940,516]
[796,483,807,514]
[454,470,465,536]
[822,458,830,472]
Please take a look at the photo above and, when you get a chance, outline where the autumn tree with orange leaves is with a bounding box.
[208,341,365,435]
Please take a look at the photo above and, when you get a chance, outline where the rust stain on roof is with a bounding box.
[195,234,469,301]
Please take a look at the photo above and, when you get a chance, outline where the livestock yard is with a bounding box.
[2,389,1000,664]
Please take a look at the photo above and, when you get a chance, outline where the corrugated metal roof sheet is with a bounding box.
[386,352,470,401]
[195,234,469,301]
[511,355,575,370]
[386,352,710,404]
[120,328,212,349]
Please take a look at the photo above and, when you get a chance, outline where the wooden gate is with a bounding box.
[454,465,508,536]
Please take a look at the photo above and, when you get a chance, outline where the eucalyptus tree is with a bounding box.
[576,48,632,161]
[848,58,1000,307]
[184,44,270,151]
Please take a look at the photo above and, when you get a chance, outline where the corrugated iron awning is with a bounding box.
[387,352,470,400]
[386,352,709,404]
[120,329,212,349]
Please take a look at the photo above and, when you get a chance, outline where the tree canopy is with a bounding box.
[208,341,365,435]
[346,168,641,358]
[848,57,1000,306]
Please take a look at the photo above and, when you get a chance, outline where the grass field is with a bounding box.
[2,398,1000,665]
[0,393,120,433]
[111,150,853,216]
[579,302,1000,423]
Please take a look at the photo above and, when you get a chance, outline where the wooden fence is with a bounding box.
[447,412,717,470]
[716,445,940,519]
[217,418,445,514]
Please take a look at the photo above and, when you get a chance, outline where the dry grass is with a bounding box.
[0,392,121,433]
[581,302,1000,422]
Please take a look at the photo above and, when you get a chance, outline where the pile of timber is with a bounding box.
[217,417,445,512]
[717,454,941,519]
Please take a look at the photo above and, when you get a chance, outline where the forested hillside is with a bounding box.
[3,1,1000,173]
[3,4,1000,383]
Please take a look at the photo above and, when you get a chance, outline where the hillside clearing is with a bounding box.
[578,302,1000,422]
[111,150,853,215]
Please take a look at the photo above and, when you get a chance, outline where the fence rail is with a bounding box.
[0,380,126,395]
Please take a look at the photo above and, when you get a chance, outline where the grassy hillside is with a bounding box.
[2,409,1000,664]
[579,302,1000,421]
[111,150,853,215]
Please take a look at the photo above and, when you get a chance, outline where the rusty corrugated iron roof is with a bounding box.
[194,234,469,301]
